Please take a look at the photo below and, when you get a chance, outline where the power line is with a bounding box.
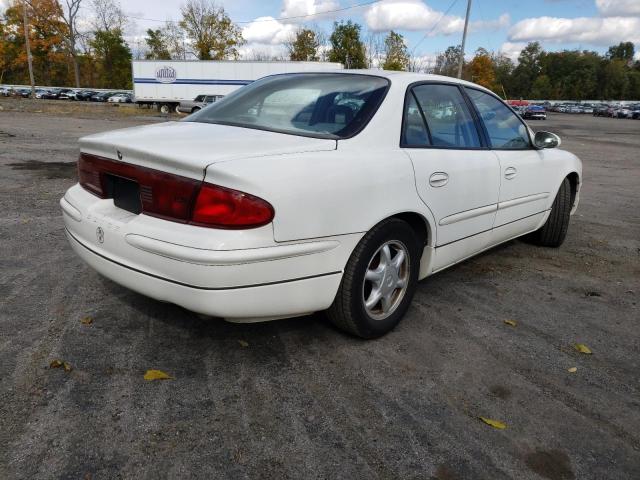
[410,0,460,55]
[91,0,384,25]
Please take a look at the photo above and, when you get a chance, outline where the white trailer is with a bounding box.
[132,60,343,113]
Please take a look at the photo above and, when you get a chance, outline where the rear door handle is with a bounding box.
[429,172,449,187]
[504,167,517,180]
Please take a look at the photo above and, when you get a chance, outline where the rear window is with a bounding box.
[186,73,390,139]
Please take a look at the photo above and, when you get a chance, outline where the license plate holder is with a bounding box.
[105,174,141,214]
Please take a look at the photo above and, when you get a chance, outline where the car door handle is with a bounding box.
[429,172,449,187]
[504,167,517,180]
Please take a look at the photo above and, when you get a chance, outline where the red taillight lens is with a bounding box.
[77,153,274,229]
[191,183,274,229]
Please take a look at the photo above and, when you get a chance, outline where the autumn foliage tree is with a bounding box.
[466,47,495,90]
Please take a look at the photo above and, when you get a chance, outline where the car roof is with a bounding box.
[286,69,495,94]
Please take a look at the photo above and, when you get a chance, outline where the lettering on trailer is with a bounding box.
[155,66,177,84]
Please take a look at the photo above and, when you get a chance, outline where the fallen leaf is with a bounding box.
[567,367,577,373]
[479,417,507,429]
[63,362,73,372]
[80,316,93,325]
[238,340,249,348]
[504,320,517,327]
[144,369,173,381]
[49,359,63,369]
[574,343,592,354]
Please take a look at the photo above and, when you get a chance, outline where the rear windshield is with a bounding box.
[186,73,390,139]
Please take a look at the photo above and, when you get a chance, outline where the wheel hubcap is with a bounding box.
[362,240,410,320]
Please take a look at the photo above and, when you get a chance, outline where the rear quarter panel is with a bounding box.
[204,147,435,243]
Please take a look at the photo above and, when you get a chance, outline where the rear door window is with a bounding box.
[409,84,481,148]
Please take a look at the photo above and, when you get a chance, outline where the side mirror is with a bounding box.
[534,131,561,149]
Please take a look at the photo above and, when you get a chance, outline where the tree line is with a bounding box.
[1,0,639,99]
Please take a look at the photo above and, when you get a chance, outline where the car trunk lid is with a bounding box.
[78,121,337,180]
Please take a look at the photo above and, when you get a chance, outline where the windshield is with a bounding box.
[186,73,390,139]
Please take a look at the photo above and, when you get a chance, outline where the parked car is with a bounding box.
[523,105,546,120]
[177,94,225,114]
[58,88,77,100]
[61,72,582,338]
[75,90,97,101]
[14,88,32,98]
[41,88,63,99]
[91,91,116,102]
[107,93,133,103]
[34,89,51,99]
[616,106,632,118]
[0,86,12,97]
[593,105,609,116]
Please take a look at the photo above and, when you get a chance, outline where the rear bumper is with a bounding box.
[66,228,341,320]
[61,184,358,320]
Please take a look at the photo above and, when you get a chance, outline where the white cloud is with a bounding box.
[280,0,340,21]
[499,41,527,61]
[363,0,508,35]
[470,13,510,32]
[242,16,296,45]
[364,0,464,34]
[596,0,640,17]
[238,43,288,60]
[508,16,640,46]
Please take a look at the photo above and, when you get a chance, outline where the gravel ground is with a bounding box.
[0,104,639,480]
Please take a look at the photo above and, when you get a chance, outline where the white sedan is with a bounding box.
[61,71,582,338]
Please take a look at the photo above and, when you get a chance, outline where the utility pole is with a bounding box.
[22,0,36,96]
[457,0,472,79]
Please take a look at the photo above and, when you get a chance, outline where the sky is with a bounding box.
[5,0,640,63]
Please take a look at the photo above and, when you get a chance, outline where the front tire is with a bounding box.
[327,219,421,338]
[529,177,572,247]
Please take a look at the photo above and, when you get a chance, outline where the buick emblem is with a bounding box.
[96,227,104,243]
[117,150,123,160]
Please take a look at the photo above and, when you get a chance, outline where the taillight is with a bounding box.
[191,183,274,229]
[77,153,274,229]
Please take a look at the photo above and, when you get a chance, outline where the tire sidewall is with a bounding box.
[347,220,421,338]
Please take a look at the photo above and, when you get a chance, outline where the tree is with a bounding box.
[492,53,514,97]
[531,75,553,99]
[328,21,366,69]
[288,28,319,61]
[144,28,171,60]
[467,48,495,89]
[90,0,126,32]
[162,21,187,60]
[179,0,243,60]
[433,45,461,77]
[607,42,635,63]
[511,41,542,98]
[59,0,83,87]
[601,59,629,99]
[382,30,408,71]
[4,0,69,86]
[90,28,131,88]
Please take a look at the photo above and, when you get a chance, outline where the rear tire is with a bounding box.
[327,218,421,339]
[529,177,572,247]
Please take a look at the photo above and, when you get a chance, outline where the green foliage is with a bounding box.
[145,29,171,60]
[607,42,635,62]
[382,31,408,71]
[289,29,319,61]
[328,21,367,69]
[90,29,132,89]
[433,45,462,77]
[179,0,243,60]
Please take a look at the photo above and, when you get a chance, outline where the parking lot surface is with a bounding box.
[1,102,639,479]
